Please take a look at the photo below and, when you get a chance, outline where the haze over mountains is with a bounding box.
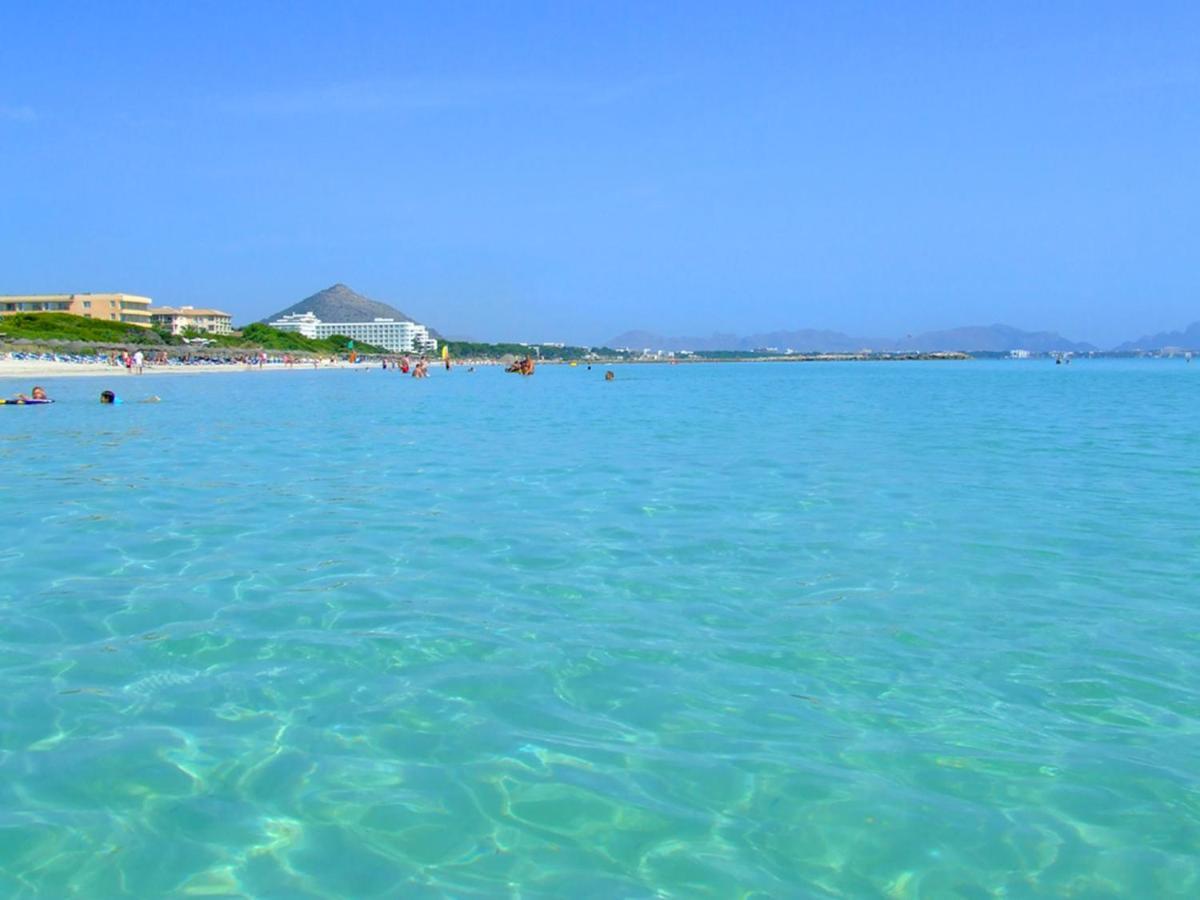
[257,284,1196,352]
[609,321,1200,353]
[1114,322,1200,352]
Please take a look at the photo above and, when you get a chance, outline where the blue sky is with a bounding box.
[2,2,1197,345]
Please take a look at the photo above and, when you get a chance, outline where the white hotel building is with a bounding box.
[269,313,436,353]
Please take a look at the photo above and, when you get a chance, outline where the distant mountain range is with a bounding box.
[262,283,442,338]
[1113,322,1200,352]
[257,287,1196,353]
[608,323,1100,353]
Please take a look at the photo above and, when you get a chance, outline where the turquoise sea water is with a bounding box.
[1,360,1197,898]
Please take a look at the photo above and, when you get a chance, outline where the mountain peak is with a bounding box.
[262,284,442,338]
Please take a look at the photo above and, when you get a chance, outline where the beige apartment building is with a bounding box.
[149,305,234,335]
[0,293,153,327]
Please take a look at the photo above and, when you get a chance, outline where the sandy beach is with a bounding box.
[0,353,970,383]
[0,358,372,380]
[0,356,511,381]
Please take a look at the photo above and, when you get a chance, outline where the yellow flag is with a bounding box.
[441,344,449,360]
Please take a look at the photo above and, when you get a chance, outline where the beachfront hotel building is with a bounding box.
[0,293,152,327]
[269,312,321,338]
[269,313,437,353]
[313,319,437,353]
[149,305,234,335]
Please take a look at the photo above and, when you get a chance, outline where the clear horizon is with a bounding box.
[2,2,1198,346]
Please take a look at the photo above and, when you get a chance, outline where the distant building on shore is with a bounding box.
[149,305,233,335]
[268,312,436,353]
[269,312,321,338]
[0,293,152,327]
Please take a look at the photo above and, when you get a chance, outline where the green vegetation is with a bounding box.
[191,324,389,355]
[689,349,777,359]
[232,323,388,355]
[441,340,634,361]
[0,312,166,345]
[589,347,633,359]
[441,340,535,359]
[0,312,388,355]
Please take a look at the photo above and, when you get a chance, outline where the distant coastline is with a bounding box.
[606,320,1200,354]
[0,350,973,380]
[5,345,1197,383]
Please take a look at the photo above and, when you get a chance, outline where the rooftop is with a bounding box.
[151,306,231,317]
[0,292,151,303]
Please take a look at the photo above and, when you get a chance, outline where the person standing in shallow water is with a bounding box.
[506,356,535,375]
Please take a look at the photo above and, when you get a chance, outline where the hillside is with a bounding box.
[898,324,1095,353]
[262,283,442,337]
[0,312,164,345]
[1114,322,1200,352]
[217,324,389,355]
[0,312,388,354]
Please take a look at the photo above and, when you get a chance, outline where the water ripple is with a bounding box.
[1,361,1198,896]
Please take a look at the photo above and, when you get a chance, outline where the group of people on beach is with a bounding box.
[5,351,621,408]
[103,348,178,373]
[106,349,147,374]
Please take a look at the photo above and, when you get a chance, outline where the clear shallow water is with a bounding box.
[0,360,1197,898]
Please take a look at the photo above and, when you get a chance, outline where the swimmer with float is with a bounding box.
[2,385,53,405]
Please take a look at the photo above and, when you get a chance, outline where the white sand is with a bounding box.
[0,358,369,380]
[0,357,501,381]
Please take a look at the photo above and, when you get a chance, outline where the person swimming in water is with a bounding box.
[605,370,615,381]
[99,390,158,403]
[9,385,50,402]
